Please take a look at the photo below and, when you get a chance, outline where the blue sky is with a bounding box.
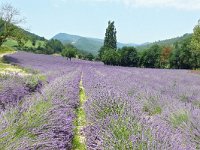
[5,0,200,44]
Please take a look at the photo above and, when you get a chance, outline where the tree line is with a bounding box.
[98,21,200,69]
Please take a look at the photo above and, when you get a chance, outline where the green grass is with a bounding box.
[72,77,87,150]
[24,40,45,48]
[2,39,18,47]
[0,62,31,76]
[97,103,124,119]
[170,110,189,128]
[0,46,15,55]
[2,39,46,49]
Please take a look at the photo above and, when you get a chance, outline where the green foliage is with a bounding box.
[85,53,94,61]
[0,19,14,46]
[139,44,162,68]
[99,20,117,61]
[102,48,120,65]
[24,74,46,91]
[104,21,117,50]
[61,44,77,60]
[137,33,192,51]
[119,46,138,67]
[2,39,18,47]
[0,46,15,55]
[45,39,64,54]
[0,3,27,47]
[143,104,162,116]
[98,103,124,119]
[170,38,193,69]
[169,110,189,128]
[72,78,87,150]
[107,118,134,150]
[191,21,200,67]
[98,46,106,60]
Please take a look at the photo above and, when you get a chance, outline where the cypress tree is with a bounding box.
[103,21,117,49]
[99,21,117,60]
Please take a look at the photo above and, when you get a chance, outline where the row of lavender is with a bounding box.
[0,52,82,149]
[82,65,200,149]
[1,51,200,149]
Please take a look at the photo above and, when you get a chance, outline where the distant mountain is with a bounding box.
[136,33,192,50]
[52,33,81,44]
[52,33,192,55]
[52,33,138,55]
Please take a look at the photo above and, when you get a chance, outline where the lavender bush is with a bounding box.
[0,51,199,149]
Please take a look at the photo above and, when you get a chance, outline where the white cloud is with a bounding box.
[122,0,200,10]
[81,0,200,10]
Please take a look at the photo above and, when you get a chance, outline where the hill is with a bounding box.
[53,33,193,55]
[137,33,192,50]
[52,33,137,55]
[2,28,46,49]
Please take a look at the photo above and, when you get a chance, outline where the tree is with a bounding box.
[0,3,24,46]
[139,45,162,68]
[102,49,120,65]
[46,39,64,54]
[85,53,94,61]
[15,29,28,48]
[119,46,138,67]
[191,19,200,67]
[61,44,77,60]
[170,38,193,69]
[104,21,117,49]
[32,38,37,47]
[99,21,117,59]
[160,46,172,68]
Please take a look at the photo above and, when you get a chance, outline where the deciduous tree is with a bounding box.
[0,3,24,46]
[191,20,200,67]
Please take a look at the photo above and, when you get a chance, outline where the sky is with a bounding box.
[4,0,200,44]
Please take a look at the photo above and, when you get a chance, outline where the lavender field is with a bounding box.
[0,52,200,150]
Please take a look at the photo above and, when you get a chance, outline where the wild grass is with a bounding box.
[169,110,189,128]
